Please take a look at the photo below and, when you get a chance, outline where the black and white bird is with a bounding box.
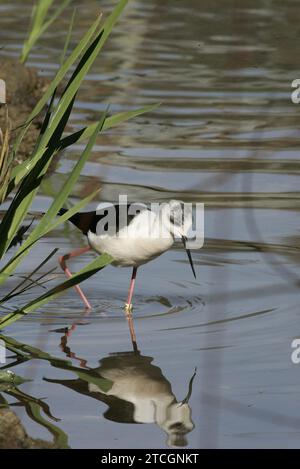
[58,199,196,312]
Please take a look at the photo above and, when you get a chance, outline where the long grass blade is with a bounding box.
[0,253,113,328]
[0,187,99,280]
[20,0,72,64]
[60,7,76,67]
[2,1,129,260]
[12,13,103,170]
[0,248,58,305]
[0,113,106,283]
[12,0,129,185]
[59,102,160,150]
[0,98,76,257]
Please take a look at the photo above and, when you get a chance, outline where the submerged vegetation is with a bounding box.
[0,0,157,329]
[0,331,115,449]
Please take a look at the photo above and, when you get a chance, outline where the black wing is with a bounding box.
[58,203,148,236]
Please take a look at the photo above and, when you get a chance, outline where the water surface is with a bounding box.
[1,0,300,449]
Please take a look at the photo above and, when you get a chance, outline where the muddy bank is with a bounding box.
[0,58,49,162]
[0,409,57,449]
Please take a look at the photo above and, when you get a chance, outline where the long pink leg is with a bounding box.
[125,266,137,311]
[126,313,138,352]
[124,267,138,348]
[59,246,92,310]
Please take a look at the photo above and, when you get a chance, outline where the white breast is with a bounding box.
[88,209,174,267]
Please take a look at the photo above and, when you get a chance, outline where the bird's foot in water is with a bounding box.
[124,303,133,314]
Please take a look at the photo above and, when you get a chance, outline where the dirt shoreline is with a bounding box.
[0,58,49,162]
[0,409,57,449]
[0,59,55,449]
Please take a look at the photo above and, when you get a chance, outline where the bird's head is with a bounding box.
[160,200,196,278]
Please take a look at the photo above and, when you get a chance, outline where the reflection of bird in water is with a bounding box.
[44,351,196,447]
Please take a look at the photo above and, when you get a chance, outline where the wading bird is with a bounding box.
[58,199,196,312]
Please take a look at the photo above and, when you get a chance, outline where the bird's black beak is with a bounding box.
[181,236,196,279]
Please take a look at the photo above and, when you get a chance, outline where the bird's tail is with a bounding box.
[58,208,68,217]
[58,207,94,235]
